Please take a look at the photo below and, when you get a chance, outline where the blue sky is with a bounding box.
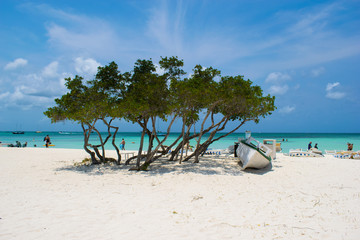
[0,0,359,132]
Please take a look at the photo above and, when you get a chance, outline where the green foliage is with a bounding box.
[215,75,276,122]
[44,56,276,168]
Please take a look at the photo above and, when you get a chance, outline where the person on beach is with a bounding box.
[120,138,125,150]
[185,142,193,151]
[44,135,51,148]
[308,141,312,150]
[314,143,318,149]
[347,143,353,151]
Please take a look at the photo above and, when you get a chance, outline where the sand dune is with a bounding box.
[1,147,359,239]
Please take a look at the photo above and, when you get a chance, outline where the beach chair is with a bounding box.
[325,150,337,155]
[289,149,323,157]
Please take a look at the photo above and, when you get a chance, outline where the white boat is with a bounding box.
[236,137,272,170]
[263,139,277,159]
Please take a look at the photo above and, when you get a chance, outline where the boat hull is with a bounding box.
[12,131,24,134]
[236,141,271,170]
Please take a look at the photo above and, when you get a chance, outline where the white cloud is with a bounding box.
[21,72,65,98]
[325,82,345,99]
[146,2,186,54]
[326,91,346,99]
[74,57,101,76]
[4,58,28,70]
[268,85,289,95]
[326,82,340,91]
[0,59,72,110]
[0,91,11,100]
[289,4,334,36]
[46,20,120,58]
[279,105,296,114]
[42,61,59,78]
[155,64,165,75]
[265,72,291,95]
[265,72,291,83]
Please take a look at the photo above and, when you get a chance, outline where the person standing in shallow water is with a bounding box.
[44,135,51,148]
[120,138,125,150]
[308,141,312,150]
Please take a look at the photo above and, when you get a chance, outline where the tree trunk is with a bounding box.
[194,111,211,163]
[82,123,98,164]
[136,119,148,170]
[103,118,121,164]
[92,128,105,162]
[179,119,186,164]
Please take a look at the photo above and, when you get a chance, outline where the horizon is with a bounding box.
[1,0,359,132]
[1,130,360,134]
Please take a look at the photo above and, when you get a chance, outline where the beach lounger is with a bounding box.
[325,150,337,155]
[289,149,323,157]
[333,151,360,159]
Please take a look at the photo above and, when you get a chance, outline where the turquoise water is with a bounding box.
[1,131,359,153]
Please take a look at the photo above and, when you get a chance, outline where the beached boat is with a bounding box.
[236,137,272,170]
[263,139,277,159]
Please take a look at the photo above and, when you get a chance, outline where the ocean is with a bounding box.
[1,131,359,153]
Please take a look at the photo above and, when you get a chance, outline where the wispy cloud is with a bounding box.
[266,72,291,95]
[29,1,360,76]
[326,82,345,99]
[46,22,119,58]
[326,82,340,92]
[268,85,289,95]
[235,2,360,76]
[31,4,125,59]
[311,67,325,77]
[146,1,187,55]
[42,61,59,78]
[265,72,291,83]
[4,58,28,70]
[279,105,296,114]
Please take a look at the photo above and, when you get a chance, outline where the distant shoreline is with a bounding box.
[1,132,359,152]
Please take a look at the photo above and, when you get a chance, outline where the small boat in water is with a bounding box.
[59,131,71,134]
[156,131,166,136]
[236,136,272,170]
[12,131,24,134]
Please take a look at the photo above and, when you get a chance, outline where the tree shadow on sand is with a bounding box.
[55,163,124,176]
[144,157,244,176]
[55,156,272,176]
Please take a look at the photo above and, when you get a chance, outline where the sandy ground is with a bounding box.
[0,147,360,240]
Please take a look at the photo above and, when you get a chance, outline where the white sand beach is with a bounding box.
[1,147,360,239]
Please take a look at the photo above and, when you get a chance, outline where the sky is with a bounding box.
[0,0,359,133]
